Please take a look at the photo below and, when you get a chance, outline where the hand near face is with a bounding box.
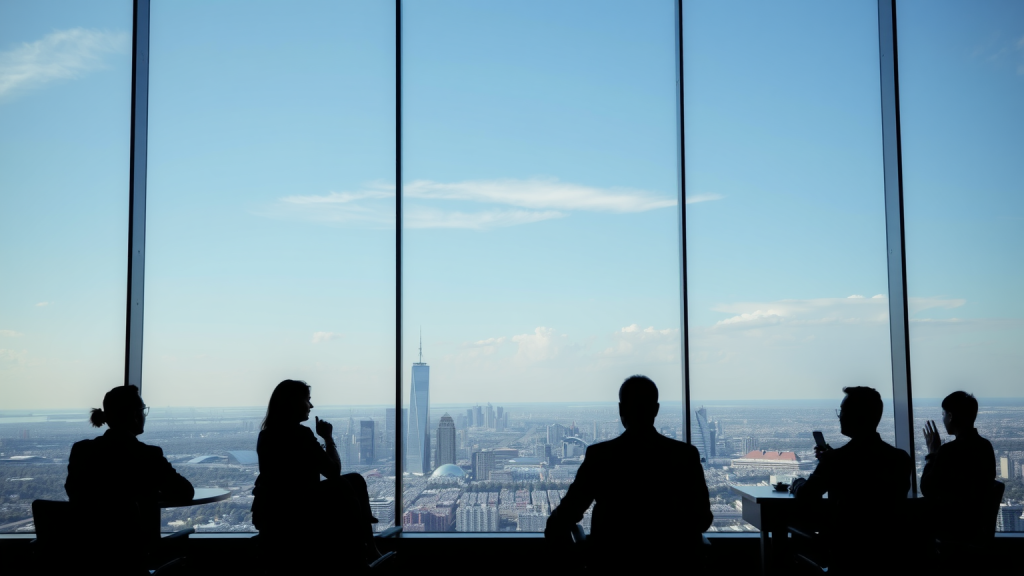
[923,420,942,456]
[813,444,832,460]
[315,416,333,440]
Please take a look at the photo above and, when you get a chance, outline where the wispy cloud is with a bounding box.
[908,297,966,315]
[711,296,891,330]
[685,193,724,204]
[311,331,343,344]
[0,330,23,337]
[274,178,678,230]
[35,302,49,307]
[0,28,129,99]
[405,207,563,230]
[404,178,676,213]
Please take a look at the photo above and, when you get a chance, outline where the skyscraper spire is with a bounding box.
[419,327,422,363]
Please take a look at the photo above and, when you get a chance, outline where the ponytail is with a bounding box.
[89,408,107,428]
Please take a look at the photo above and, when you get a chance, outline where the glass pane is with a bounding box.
[402,0,682,532]
[143,0,396,533]
[684,1,892,531]
[899,0,1024,531]
[0,0,132,534]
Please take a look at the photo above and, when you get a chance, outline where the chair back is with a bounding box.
[991,481,1005,519]
[32,500,78,544]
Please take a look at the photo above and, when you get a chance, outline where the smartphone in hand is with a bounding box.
[812,430,826,449]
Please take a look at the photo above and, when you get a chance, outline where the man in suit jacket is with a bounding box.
[545,375,712,571]
[791,386,912,575]
[921,391,996,572]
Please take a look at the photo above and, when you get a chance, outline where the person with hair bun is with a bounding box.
[65,385,193,571]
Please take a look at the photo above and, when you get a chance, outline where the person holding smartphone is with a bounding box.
[790,387,912,575]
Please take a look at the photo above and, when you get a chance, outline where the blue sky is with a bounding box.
[0,0,1020,411]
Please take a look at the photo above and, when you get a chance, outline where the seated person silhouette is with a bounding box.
[545,375,712,572]
[921,391,996,570]
[65,384,194,574]
[251,379,380,571]
[791,386,912,575]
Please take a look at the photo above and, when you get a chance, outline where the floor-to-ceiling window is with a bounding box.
[683,0,894,531]
[401,0,683,532]
[141,0,397,532]
[899,0,1024,531]
[0,0,132,534]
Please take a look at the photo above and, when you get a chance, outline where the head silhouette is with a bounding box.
[941,391,978,435]
[262,379,312,430]
[838,386,883,438]
[90,385,145,435]
[618,375,660,430]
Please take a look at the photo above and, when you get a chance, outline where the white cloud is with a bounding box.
[0,29,129,98]
[35,302,49,307]
[281,189,393,205]
[405,207,563,230]
[602,324,680,361]
[685,193,724,204]
[512,326,560,363]
[404,178,675,213]
[712,297,890,330]
[273,178,677,230]
[472,337,506,346]
[0,349,28,366]
[311,331,343,344]
[0,330,23,337]
[908,297,966,315]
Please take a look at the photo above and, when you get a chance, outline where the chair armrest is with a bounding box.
[375,526,402,539]
[369,550,396,569]
[788,525,817,540]
[570,524,586,544]
[702,535,711,547]
[162,527,196,540]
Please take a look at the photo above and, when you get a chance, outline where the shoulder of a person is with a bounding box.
[139,441,166,459]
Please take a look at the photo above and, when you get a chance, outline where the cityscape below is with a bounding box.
[2,396,1023,535]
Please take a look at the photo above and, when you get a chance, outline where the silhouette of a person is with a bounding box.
[65,384,194,573]
[791,386,912,575]
[921,391,996,571]
[545,375,712,572]
[251,379,379,571]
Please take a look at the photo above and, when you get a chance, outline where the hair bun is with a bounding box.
[89,408,106,428]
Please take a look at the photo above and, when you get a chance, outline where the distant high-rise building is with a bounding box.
[359,420,375,465]
[407,333,431,474]
[473,450,495,482]
[486,403,495,429]
[473,405,483,428]
[436,413,456,467]
[694,406,713,468]
[547,423,566,445]
[592,421,600,442]
[466,408,474,427]
[1000,456,1010,479]
[743,437,760,453]
[996,503,1023,532]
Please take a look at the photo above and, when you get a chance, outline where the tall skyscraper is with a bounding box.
[407,332,431,474]
[436,413,456,467]
[359,420,375,465]
[473,405,483,428]
[695,406,713,468]
[385,408,396,454]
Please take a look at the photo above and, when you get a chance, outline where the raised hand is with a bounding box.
[315,416,334,440]
[923,420,941,456]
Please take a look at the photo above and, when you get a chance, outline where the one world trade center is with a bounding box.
[407,333,430,475]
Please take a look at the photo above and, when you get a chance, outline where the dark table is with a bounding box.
[159,488,231,508]
[730,485,817,576]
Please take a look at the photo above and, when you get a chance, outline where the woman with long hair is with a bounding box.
[251,379,380,570]
[65,385,194,573]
